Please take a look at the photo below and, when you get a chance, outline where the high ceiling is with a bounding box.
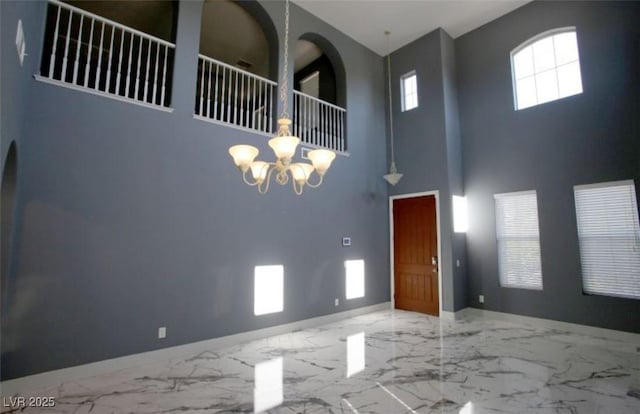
[292,0,531,56]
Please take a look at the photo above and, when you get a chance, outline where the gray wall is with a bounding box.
[386,29,467,312]
[1,0,389,380]
[456,1,640,332]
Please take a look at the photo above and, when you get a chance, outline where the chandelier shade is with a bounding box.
[229,145,259,172]
[307,149,336,176]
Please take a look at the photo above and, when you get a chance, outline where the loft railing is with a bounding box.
[195,55,276,135]
[293,91,346,152]
[40,0,175,108]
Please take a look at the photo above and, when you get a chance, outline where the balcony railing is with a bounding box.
[40,0,175,108]
[293,91,346,152]
[195,55,276,135]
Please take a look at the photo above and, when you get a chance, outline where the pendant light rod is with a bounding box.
[385,31,396,164]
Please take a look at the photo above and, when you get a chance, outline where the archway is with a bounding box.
[1,142,18,300]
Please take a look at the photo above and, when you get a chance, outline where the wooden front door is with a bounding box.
[393,195,439,316]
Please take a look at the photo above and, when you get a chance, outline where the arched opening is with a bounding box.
[40,0,179,107]
[196,0,278,133]
[293,34,347,151]
[1,143,18,297]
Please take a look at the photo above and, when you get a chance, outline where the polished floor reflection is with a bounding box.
[8,310,640,413]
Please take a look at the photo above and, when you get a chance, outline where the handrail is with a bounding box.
[49,0,175,48]
[198,54,276,85]
[293,89,345,111]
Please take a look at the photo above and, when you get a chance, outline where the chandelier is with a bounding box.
[228,0,336,195]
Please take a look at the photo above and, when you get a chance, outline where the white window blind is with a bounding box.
[574,181,640,299]
[495,191,543,290]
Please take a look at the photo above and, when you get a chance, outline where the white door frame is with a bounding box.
[389,190,443,316]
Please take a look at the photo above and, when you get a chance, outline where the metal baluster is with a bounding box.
[340,111,345,151]
[251,77,256,130]
[125,33,134,96]
[61,9,73,81]
[152,42,160,104]
[134,37,143,99]
[84,18,94,87]
[72,14,83,84]
[226,68,233,123]
[95,21,105,90]
[213,62,219,120]
[220,66,226,121]
[199,58,205,116]
[106,26,115,92]
[161,45,168,106]
[240,73,245,127]
[143,38,151,102]
[268,84,273,132]
[206,60,212,117]
[233,70,239,125]
[49,5,62,79]
[116,28,125,95]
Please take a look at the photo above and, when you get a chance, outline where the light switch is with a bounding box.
[342,237,351,247]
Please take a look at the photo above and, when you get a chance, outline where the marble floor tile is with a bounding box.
[3,309,639,413]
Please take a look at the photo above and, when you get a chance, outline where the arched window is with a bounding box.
[511,28,582,110]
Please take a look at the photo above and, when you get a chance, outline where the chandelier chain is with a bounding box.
[280,0,290,118]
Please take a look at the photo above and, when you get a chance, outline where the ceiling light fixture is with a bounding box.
[383,31,403,186]
[228,0,336,195]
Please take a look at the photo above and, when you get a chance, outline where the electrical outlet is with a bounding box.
[158,327,166,339]
[342,237,351,247]
[478,295,484,304]
[334,298,339,306]
[456,259,460,267]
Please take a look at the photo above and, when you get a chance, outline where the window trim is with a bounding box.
[510,26,581,111]
[400,70,418,112]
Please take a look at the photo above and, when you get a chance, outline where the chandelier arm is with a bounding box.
[242,169,261,186]
[305,173,324,188]
[258,165,277,194]
[292,176,304,195]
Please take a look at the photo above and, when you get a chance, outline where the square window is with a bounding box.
[254,265,284,316]
[345,259,365,299]
[401,72,418,111]
[453,195,468,233]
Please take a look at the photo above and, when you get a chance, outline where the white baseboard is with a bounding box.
[1,302,391,396]
[439,310,464,321]
[461,307,640,343]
